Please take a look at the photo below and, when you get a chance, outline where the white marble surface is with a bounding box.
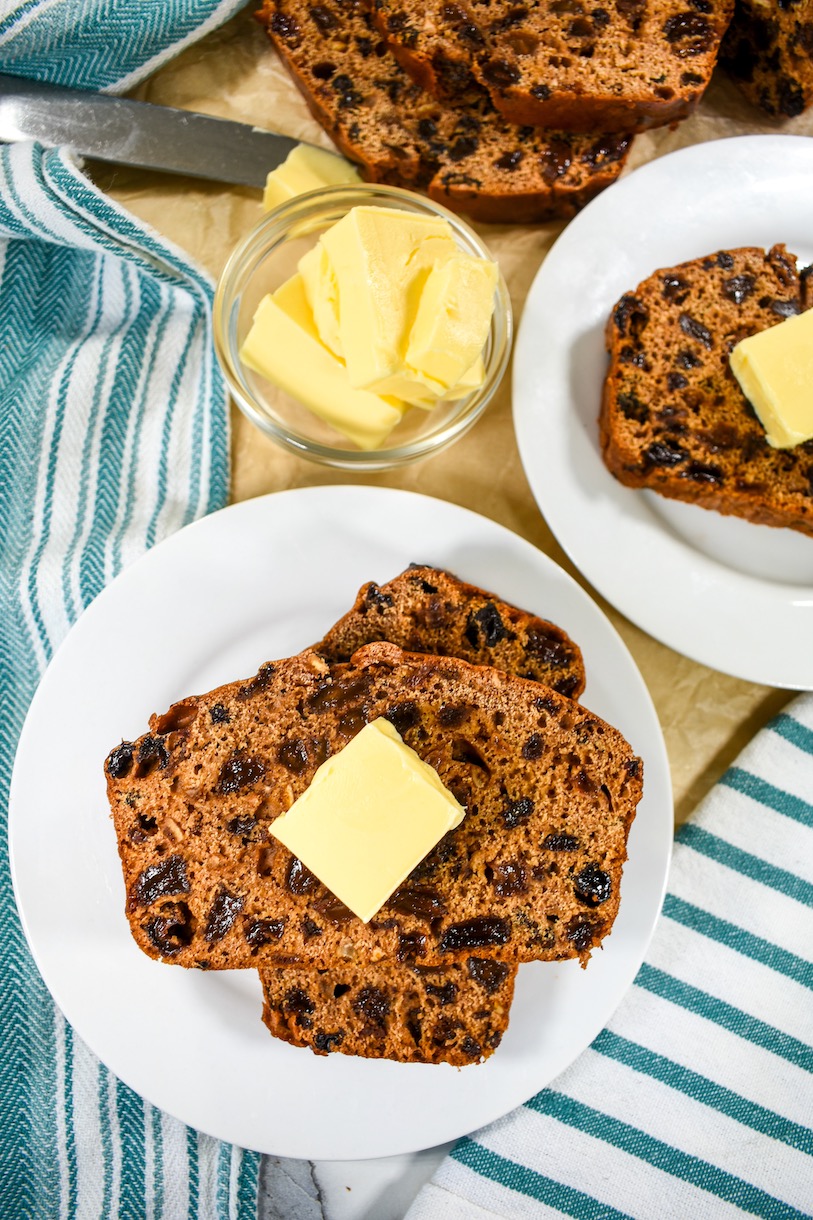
[257,1146,453,1219]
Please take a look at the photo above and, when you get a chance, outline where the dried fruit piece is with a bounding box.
[245,918,286,949]
[106,742,134,778]
[129,855,189,909]
[573,863,612,906]
[144,902,193,956]
[204,888,244,942]
[439,916,511,951]
[216,751,266,793]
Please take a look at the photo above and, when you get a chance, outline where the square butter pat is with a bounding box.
[730,308,813,448]
[269,717,465,922]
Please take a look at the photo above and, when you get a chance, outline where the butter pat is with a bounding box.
[263,144,361,211]
[406,253,497,390]
[269,718,465,922]
[730,309,813,448]
[239,275,405,450]
[319,206,458,390]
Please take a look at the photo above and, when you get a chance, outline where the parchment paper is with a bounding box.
[91,3,813,824]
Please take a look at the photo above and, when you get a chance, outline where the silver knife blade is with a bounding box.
[0,73,303,187]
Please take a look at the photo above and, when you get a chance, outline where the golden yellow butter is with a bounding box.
[298,243,343,359]
[730,309,813,448]
[262,144,361,211]
[268,718,465,922]
[406,253,497,391]
[239,275,405,450]
[380,357,486,410]
[318,206,459,391]
[237,204,498,448]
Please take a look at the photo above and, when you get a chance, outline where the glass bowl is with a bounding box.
[212,184,513,471]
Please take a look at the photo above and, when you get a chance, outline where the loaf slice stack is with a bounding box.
[106,570,642,1063]
[373,0,735,132]
[600,244,813,535]
[255,0,633,223]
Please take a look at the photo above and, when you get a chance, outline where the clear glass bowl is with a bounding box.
[212,184,513,472]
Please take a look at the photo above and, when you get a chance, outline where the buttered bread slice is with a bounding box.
[601,244,813,535]
[106,643,642,972]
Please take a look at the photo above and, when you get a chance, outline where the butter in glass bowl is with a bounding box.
[213,182,512,472]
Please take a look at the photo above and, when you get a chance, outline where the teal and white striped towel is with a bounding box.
[407,693,813,1219]
[0,137,258,1218]
[0,0,247,93]
[1,8,262,1216]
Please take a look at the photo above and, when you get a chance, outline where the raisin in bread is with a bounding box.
[600,245,813,535]
[106,643,642,972]
[721,0,813,118]
[317,565,585,698]
[256,0,632,224]
[260,956,516,1063]
[372,0,734,132]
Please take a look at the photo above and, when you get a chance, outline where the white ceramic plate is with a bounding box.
[9,486,671,1160]
[513,134,813,690]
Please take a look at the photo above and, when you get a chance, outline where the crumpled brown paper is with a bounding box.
[90,5,811,824]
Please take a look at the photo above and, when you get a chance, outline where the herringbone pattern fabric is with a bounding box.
[0,8,262,1213]
[0,0,245,92]
[0,134,257,1220]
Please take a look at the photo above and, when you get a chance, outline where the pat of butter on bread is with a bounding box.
[269,718,465,922]
[730,308,813,448]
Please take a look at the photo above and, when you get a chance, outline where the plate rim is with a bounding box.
[9,484,673,1159]
[513,133,813,691]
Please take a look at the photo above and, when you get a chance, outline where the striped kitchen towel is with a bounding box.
[0,137,259,1216]
[0,0,247,93]
[407,693,813,1219]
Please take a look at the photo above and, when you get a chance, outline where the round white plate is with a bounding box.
[9,486,671,1160]
[513,134,813,690]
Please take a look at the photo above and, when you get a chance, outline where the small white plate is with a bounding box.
[9,486,671,1160]
[513,134,813,690]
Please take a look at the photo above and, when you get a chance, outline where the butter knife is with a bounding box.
[0,72,302,187]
